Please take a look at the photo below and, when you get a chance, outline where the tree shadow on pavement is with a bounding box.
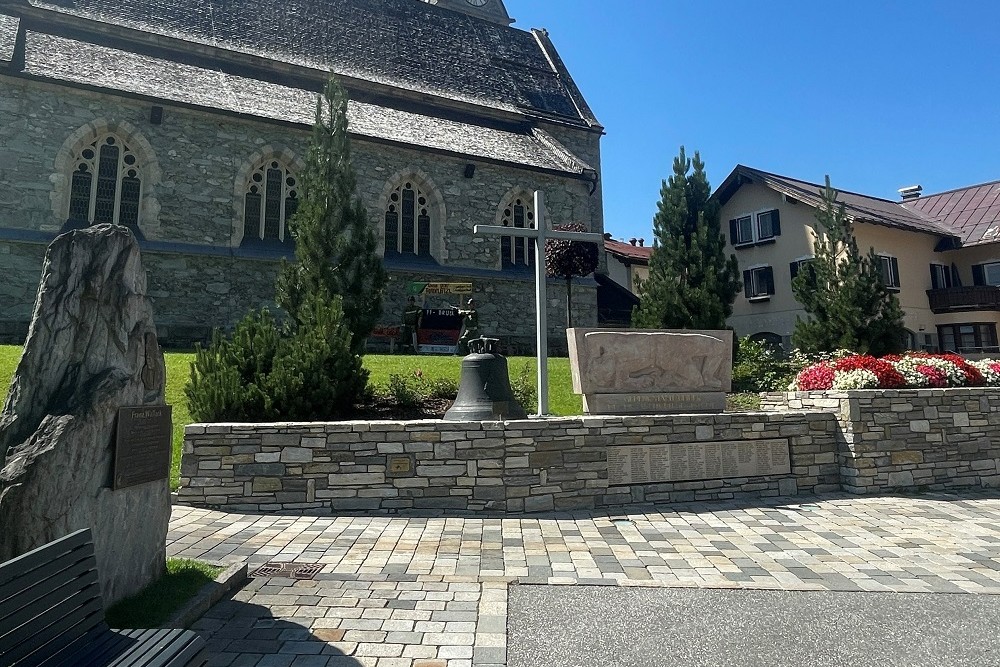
[192,597,362,667]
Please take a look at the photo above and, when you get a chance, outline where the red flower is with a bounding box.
[916,365,948,388]
[832,355,905,388]
[796,363,835,390]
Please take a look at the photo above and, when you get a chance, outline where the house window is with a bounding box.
[789,256,815,282]
[730,209,780,247]
[242,161,298,245]
[385,181,431,257]
[743,266,774,300]
[756,209,780,241]
[930,263,952,289]
[500,196,535,266]
[972,262,1000,286]
[67,134,142,227]
[938,323,998,353]
[878,254,900,290]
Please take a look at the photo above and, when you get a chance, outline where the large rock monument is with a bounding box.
[567,328,733,414]
[0,224,170,605]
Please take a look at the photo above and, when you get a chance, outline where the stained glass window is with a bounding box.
[385,181,432,257]
[501,195,534,266]
[66,135,142,228]
[242,160,297,245]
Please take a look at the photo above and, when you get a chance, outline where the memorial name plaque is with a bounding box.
[386,454,416,478]
[606,439,790,486]
[113,405,172,490]
[584,392,726,415]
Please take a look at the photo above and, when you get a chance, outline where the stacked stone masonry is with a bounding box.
[179,413,840,513]
[761,388,1000,494]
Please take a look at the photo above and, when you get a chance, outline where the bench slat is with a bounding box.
[0,530,92,588]
[0,556,99,628]
[0,543,97,605]
[0,576,103,648]
[0,593,104,665]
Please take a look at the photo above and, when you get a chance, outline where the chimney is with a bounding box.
[629,238,637,246]
[638,238,644,247]
[899,185,923,201]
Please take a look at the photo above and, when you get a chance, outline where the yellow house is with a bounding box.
[716,165,1000,353]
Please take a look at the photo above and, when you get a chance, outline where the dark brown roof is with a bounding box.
[605,238,652,263]
[715,165,956,239]
[16,29,589,175]
[902,181,1000,247]
[12,0,600,127]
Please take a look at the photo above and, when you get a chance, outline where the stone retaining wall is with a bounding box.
[761,389,1000,494]
[178,413,840,514]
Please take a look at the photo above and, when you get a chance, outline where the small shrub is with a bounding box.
[387,373,421,408]
[187,295,364,422]
[423,377,458,400]
[732,337,793,393]
[510,361,537,413]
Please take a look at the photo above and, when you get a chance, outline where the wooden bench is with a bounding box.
[0,529,207,667]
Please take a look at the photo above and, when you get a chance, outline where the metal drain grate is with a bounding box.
[250,562,323,580]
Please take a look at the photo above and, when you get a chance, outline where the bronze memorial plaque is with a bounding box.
[113,405,173,490]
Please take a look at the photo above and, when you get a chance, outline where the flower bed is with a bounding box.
[792,353,1000,391]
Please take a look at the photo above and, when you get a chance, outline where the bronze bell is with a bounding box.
[444,337,528,421]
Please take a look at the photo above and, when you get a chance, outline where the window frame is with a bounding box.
[937,322,999,354]
[384,180,432,258]
[499,194,536,267]
[67,133,143,228]
[241,159,298,246]
[877,253,901,291]
[744,264,775,302]
[974,261,1000,286]
[929,263,952,290]
[730,208,781,248]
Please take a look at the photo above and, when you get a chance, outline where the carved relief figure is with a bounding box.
[583,332,727,392]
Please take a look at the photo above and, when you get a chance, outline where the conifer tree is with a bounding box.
[791,177,906,355]
[276,76,386,355]
[632,147,741,329]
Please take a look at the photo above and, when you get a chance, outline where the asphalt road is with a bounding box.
[507,586,1000,667]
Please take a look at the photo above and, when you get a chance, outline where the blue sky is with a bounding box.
[503,0,1000,242]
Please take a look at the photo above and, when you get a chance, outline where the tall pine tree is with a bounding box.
[791,176,906,355]
[276,76,386,355]
[632,147,741,329]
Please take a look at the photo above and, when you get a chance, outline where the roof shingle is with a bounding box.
[903,181,1000,246]
[22,0,598,125]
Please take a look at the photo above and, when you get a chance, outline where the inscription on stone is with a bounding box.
[113,406,172,490]
[606,439,790,486]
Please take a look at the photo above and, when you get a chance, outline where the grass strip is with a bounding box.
[105,558,223,629]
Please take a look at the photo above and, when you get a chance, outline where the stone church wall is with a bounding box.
[0,77,602,348]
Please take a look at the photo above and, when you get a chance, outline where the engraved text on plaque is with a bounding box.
[113,406,173,490]
[606,439,791,486]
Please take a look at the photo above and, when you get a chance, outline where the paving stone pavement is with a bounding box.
[167,491,1000,666]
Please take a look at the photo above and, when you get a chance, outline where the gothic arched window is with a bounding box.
[67,134,143,227]
[384,181,431,257]
[243,160,298,245]
[500,194,535,266]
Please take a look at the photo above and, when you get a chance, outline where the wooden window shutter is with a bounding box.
[891,257,900,286]
[764,266,775,295]
[743,270,751,298]
[790,261,800,281]
[771,209,781,237]
[930,264,940,289]
[729,219,738,245]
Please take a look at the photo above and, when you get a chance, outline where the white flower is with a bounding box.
[831,368,879,390]
[970,359,1000,385]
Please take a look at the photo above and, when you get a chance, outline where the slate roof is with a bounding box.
[17,0,600,126]
[604,238,651,264]
[715,165,956,239]
[902,181,1000,247]
[19,31,588,174]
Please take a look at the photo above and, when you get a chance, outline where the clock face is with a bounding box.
[466,0,489,6]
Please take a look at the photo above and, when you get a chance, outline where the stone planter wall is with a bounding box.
[178,412,840,514]
[761,389,1000,494]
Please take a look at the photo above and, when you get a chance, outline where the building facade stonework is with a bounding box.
[0,0,605,349]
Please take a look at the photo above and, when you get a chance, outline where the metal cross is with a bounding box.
[474,191,604,416]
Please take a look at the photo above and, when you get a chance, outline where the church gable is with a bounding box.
[16,0,599,126]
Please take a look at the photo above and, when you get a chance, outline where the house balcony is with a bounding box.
[927,286,1000,314]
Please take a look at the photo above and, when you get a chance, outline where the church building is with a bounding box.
[0,0,605,350]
